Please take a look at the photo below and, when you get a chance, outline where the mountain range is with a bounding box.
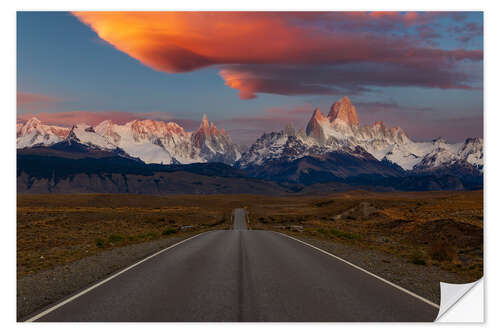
[237,97,482,173]
[17,97,483,193]
[17,114,241,165]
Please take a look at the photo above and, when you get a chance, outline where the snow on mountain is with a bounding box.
[16,101,482,173]
[65,124,118,150]
[238,96,483,173]
[95,119,185,164]
[458,138,483,169]
[17,117,70,148]
[17,115,241,165]
[192,114,241,164]
[94,115,241,165]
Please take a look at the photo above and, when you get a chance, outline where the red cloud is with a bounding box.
[219,68,341,99]
[17,92,62,111]
[73,12,481,71]
[72,12,483,99]
[218,62,481,99]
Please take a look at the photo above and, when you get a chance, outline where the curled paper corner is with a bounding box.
[435,278,483,322]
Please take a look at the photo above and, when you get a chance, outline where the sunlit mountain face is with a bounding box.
[17,11,482,150]
[17,96,483,182]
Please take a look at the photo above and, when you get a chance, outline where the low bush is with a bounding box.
[95,238,104,248]
[428,239,456,262]
[162,228,178,236]
[330,228,360,240]
[410,249,427,265]
[107,234,125,243]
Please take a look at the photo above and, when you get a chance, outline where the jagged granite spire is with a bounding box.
[328,96,359,125]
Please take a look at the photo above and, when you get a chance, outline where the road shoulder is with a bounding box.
[17,235,195,320]
[281,234,470,305]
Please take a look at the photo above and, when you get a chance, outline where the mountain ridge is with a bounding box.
[17,115,241,165]
[17,96,483,185]
[238,96,483,176]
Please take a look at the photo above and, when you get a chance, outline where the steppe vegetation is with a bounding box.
[18,191,483,281]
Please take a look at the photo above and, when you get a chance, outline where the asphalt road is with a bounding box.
[30,209,439,322]
[232,208,248,230]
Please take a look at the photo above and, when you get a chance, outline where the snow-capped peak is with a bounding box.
[21,117,42,133]
[92,114,241,165]
[66,123,117,150]
[239,96,483,173]
[17,117,70,148]
[458,137,483,168]
[17,114,241,165]
[192,114,241,163]
[201,113,210,128]
[306,108,329,144]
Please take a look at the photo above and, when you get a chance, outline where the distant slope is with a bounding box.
[240,147,479,191]
[17,149,284,195]
[17,140,482,194]
[244,147,405,184]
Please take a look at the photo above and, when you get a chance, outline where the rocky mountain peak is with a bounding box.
[328,96,359,126]
[284,122,296,137]
[306,108,328,144]
[195,113,219,138]
[201,113,209,128]
[24,117,42,128]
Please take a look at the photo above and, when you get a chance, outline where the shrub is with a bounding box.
[162,228,178,236]
[412,257,427,265]
[410,249,427,265]
[108,234,125,243]
[428,239,456,262]
[330,228,360,240]
[147,232,160,239]
[95,238,104,248]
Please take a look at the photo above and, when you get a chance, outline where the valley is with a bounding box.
[17,191,483,319]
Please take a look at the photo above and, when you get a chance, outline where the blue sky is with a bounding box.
[17,11,483,144]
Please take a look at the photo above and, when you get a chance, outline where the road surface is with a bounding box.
[29,208,438,322]
[232,208,248,230]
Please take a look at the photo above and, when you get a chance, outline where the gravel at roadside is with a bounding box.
[17,235,192,321]
[291,235,470,305]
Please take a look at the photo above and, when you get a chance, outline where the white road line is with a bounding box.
[24,232,208,322]
[277,232,440,310]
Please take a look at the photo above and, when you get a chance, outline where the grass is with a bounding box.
[410,249,427,266]
[162,228,178,236]
[17,194,238,278]
[17,191,483,281]
[244,190,483,281]
[330,228,360,240]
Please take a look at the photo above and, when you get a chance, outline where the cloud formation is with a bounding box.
[17,92,62,111]
[72,12,483,99]
[219,61,481,99]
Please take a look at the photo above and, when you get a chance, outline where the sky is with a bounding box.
[17,11,483,145]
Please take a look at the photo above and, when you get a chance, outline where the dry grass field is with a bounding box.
[245,190,483,281]
[17,191,483,281]
[17,194,241,277]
